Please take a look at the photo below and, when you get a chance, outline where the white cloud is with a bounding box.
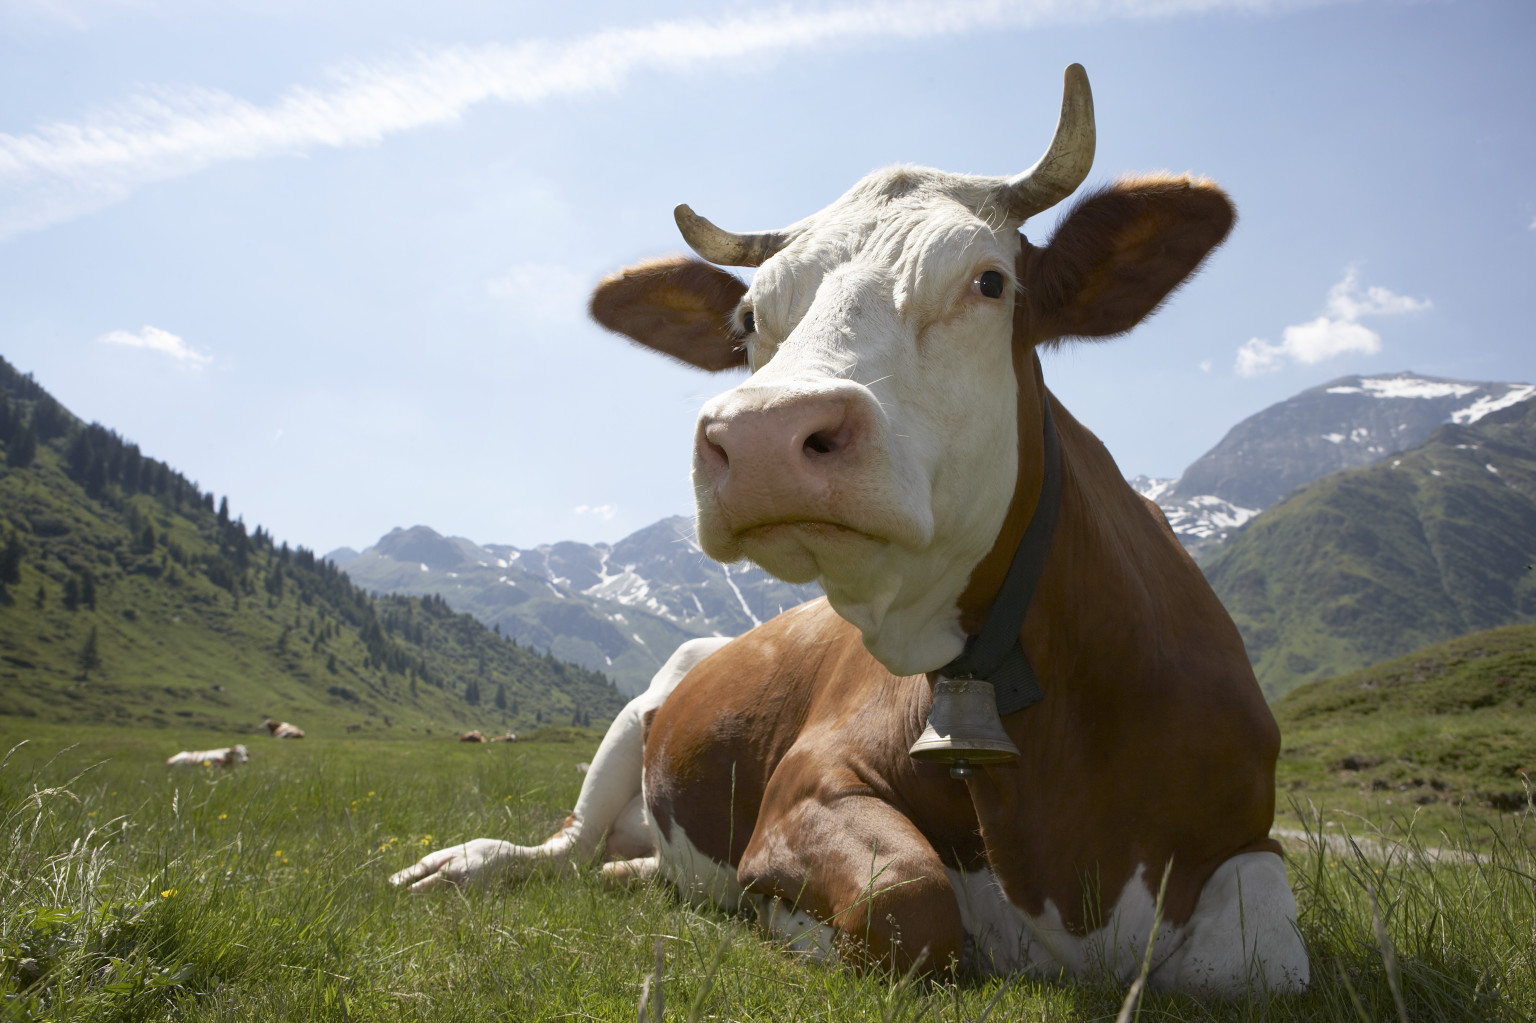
[488,263,590,323]
[1198,359,1212,373]
[574,504,617,520]
[1234,269,1429,377]
[2,0,1313,240]
[98,324,211,364]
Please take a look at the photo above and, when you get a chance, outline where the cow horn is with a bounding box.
[674,204,793,268]
[995,63,1096,222]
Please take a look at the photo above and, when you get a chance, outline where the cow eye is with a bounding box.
[741,310,756,334]
[974,270,1006,300]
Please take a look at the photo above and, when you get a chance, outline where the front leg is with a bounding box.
[737,779,963,974]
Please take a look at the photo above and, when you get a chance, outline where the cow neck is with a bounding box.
[940,411,1059,713]
[940,308,1062,709]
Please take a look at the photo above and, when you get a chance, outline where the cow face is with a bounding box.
[591,69,1232,676]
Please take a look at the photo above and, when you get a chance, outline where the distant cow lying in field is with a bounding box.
[458,730,486,742]
[166,744,248,768]
[489,732,517,743]
[393,65,1308,998]
[264,720,305,739]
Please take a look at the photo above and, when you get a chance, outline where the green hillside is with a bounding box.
[0,357,625,738]
[1204,397,1536,700]
[1272,622,1536,835]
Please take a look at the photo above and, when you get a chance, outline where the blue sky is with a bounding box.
[1,0,1531,555]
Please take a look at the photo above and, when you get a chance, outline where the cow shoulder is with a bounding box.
[589,256,748,372]
[1019,174,1235,344]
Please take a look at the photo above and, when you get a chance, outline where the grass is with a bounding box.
[1271,623,1536,841]
[2,720,1534,1021]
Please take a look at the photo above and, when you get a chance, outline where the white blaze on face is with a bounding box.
[691,167,1024,675]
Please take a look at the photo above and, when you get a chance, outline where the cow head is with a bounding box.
[591,65,1233,676]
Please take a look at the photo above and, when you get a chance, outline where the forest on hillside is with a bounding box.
[0,355,624,734]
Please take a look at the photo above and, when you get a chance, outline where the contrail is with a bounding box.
[0,0,1302,240]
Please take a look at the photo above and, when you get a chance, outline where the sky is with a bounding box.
[1,0,1531,556]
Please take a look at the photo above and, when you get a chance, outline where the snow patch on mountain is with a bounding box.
[1327,378,1479,400]
[1453,384,1536,424]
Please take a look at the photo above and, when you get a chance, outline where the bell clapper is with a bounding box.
[948,759,975,780]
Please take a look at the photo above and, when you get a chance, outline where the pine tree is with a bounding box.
[63,577,80,611]
[464,679,481,705]
[6,422,35,469]
[33,584,45,609]
[495,683,507,710]
[79,570,96,611]
[0,533,22,584]
[78,627,101,678]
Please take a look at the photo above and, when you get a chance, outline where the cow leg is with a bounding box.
[1152,851,1310,996]
[737,790,964,974]
[390,637,730,891]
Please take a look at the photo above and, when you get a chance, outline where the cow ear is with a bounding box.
[589,256,749,372]
[1019,175,1235,344]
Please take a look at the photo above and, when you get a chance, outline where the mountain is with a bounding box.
[1133,372,1535,554]
[331,517,820,695]
[1271,622,1536,823]
[0,357,624,735]
[1202,396,1536,700]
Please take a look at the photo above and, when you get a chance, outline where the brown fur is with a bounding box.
[589,257,747,372]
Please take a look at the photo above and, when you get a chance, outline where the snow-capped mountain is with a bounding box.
[329,518,819,696]
[1135,372,1534,554]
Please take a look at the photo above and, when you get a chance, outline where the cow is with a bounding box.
[166,744,248,768]
[391,65,1309,997]
[458,730,487,743]
[264,719,305,739]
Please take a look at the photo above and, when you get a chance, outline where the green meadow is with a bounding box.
[2,720,1533,1022]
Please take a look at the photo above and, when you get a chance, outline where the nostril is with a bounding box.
[698,422,730,470]
[804,432,835,456]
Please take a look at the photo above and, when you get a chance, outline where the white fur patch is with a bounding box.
[1154,852,1309,996]
[946,864,1181,982]
[945,853,1306,994]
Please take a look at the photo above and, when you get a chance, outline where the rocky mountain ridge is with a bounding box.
[330,517,819,696]
[1133,372,1533,554]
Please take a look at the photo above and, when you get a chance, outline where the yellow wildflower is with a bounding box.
[161,889,177,899]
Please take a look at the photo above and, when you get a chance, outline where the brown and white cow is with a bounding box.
[264,719,305,739]
[166,744,248,768]
[392,65,1309,997]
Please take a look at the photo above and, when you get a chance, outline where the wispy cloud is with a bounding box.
[1234,269,1429,377]
[574,504,617,520]
[2,0,1309,240]
[98,324,211,364]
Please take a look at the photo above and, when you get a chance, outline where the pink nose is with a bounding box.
[695,390,868,514]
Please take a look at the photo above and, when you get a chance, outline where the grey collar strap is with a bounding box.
[939,397,1062,715]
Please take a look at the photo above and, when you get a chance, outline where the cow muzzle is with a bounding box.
[692,381,922,573]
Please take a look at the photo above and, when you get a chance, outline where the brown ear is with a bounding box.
[1019,175,1235,344]
[589,256,749,372]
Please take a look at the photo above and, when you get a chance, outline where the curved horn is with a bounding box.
[674,204,792,267]
[998,63,1096,222]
